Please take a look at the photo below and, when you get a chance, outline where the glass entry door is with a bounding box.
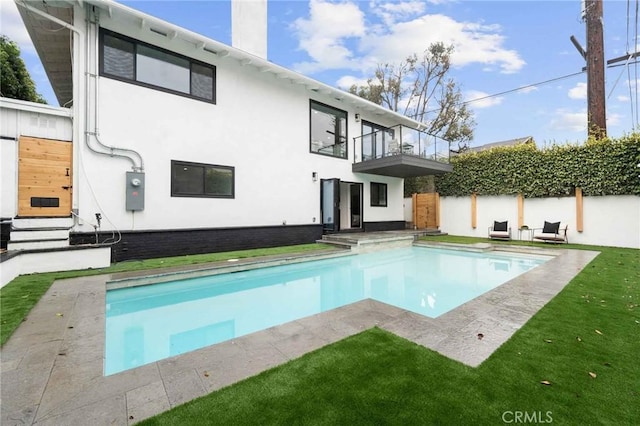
[321,178,340,232]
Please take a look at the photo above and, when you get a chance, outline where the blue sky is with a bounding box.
[2,0,639,147]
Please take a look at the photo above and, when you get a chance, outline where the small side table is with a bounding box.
[518,227,534,241]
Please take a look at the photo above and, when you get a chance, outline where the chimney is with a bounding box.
[232,0,267,59]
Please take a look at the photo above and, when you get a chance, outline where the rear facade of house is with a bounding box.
[1,0,450,262]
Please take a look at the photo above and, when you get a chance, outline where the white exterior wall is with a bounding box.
[0,138,17,218]
[0,99,73,218]
[436,195,639,249]
[69,12,405,233]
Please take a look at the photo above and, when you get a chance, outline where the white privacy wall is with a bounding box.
[0,139,17,218]
[435,195,640,249]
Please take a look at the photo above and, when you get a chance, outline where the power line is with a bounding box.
[457,71,586,110]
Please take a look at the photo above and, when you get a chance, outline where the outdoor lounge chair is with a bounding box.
[533,221,568,244]
[387,139,401,155]
[488,220,511,240]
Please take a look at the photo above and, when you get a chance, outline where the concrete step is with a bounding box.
[10,229,70,241]
[8,238,69,251]
[321,235,359,245]
[11,217,73,229]
[316,239,354,248]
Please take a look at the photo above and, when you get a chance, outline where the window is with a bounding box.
[370,182,387,207]
[310,100,347,159]
[100,30,216,103]
[171,161,234,198]
[362,121,393,160]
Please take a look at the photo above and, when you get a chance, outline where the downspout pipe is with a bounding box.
[16,1,143,172]
[87,7,144,172]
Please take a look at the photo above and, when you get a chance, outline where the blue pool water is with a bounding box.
[105,247,549,375]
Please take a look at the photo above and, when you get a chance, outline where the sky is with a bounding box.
[1,0,639,147]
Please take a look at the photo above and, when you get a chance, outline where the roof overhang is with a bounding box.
[15,0,74,106]
[15,0,425,130]
[352,155,453,178]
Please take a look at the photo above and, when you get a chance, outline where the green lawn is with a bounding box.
[137,236,639,425]
[1,237,638,424]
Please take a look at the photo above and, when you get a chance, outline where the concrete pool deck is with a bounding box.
[0,243,599,425]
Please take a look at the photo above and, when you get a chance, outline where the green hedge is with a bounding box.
[435,133,640,197]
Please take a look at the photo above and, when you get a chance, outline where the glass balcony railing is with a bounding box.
[352,125,451,164]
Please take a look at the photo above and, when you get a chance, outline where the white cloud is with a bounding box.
[369,1,426,26]
[361,14,524,74]
[617,95,630,102]
[291,0,366,73]
[518,86,538,94]
[0,0,35,53]
[550,109,587,132]
[568,82,587,100]
[606,113,622,127]
[336,75,369,90]
[465,90,503,108]
[291,0,525,76]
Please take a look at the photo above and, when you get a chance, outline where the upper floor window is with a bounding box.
[310,100,347,159]
[370,182,387,207]
[362,121,393,161]
[100,29,216,103]
[171,160,234,198]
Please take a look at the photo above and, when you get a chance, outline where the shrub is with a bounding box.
[435,133,640,197]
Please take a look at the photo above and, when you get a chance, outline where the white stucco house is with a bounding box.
[1,0,451,270]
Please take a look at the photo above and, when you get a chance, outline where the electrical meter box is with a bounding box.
[126,172,145,211]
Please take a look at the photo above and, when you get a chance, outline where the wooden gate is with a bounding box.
[412,193,440,229]
[18,136,72,217]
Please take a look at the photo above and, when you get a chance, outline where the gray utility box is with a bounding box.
[125,172,145,211]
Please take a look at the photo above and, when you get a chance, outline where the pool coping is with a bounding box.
[0,244,600,425]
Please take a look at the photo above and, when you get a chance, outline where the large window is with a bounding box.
[100,30,216,103]
[362,121,393,160]
[171,161,234,198]
[310,100,347,159]
[370,182,387,207]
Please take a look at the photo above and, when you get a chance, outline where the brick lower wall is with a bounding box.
[70,224,324,263]
[362,221,406,232]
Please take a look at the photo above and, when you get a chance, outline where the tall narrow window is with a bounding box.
[362,121,393,160]
[310,100,347,159]
[100,29,216,103]
[370,182,387,207]
[103,34,134,80]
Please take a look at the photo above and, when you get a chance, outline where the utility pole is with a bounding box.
[585,0,606,138]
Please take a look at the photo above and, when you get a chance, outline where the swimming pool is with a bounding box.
[105,246,549,375]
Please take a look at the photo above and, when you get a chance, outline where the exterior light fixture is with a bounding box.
[312,172,318,182]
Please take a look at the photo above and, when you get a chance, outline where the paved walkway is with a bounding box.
[1,243,598,425]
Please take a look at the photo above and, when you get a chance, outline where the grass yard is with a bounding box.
[137,237,639,425]
[1,236,638,424]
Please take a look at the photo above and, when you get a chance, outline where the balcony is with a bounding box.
[352,125,453,178]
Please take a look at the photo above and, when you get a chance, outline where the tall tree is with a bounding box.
[349,42,474,151]
[0,35,47,104]
[349,42,474,195]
